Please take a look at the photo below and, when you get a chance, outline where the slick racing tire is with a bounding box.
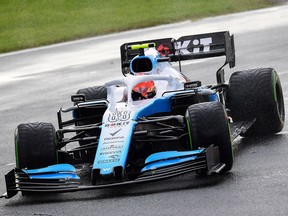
[15,122,57,169]
[74,85,107,122]
[227,68,285,137]
[186,102,233,173]
[76,85,107,102]
[74,86,107,146]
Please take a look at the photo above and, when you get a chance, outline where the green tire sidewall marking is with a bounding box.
[273,71,277,102]
[14,128,19,169]
[185,117,193,150]
[227,122,234,161]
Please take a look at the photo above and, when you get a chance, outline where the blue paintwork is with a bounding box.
[145,149,204,164]
[23,164,76,174]
[141,155,199,172]
[93,87,215,177]
[22,164,80,180]
[208,93,219,101]
[27,173,80,180]
[93,121,137,175]
[133,95,172,119]
[93,94,173,176]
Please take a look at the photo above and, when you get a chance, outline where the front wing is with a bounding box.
[1,145,224,199]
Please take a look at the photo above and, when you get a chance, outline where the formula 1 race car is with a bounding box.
[1,31,285,199]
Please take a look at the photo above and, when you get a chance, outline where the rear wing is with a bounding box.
[120,31,235,73]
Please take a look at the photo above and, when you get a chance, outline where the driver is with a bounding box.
[130,48,158,101]
[132,80,156,101]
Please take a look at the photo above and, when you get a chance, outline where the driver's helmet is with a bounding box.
[132,80,156,101]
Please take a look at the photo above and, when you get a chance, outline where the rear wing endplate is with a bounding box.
[120,31,235,73]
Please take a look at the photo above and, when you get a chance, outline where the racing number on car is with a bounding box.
[108,110,131,122]
[121,111,130,121]
[109,113,117,122]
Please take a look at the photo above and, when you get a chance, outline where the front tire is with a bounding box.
[185,102,233,173]
[15,122,57,169]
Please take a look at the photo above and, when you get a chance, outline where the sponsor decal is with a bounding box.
[176,37,212,54]
[103,140,123,145]
[110,128,122,137]
[98,158,120,164]
[104,136,124,141]
[184,81,202,90]
[102,136,124,147]
[104,121,130,128]
[101,145,123,151]
[71,94,85,103]
[103,168,111,171]
[108,155,120,159]
[157,43,172,56]
[157,37,212,57]
[100,151,122,155]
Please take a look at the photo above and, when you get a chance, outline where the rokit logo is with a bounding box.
[104,121,130,128]
[176,37,212,55]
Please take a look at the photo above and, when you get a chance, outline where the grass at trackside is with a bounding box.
[0,0,275,53]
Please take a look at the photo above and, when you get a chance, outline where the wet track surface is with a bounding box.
[0,5,288,216]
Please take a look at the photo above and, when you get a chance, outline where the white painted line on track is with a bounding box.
[0,4,288,85]
[1,4,288,60]
[5,163,15,166]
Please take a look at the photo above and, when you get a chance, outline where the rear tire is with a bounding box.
[227,68,285,136]
[74,86,107,146]
[76,86,107,102]
[185,102,233,173]
[74,86,107,124]
[15,122,57,169]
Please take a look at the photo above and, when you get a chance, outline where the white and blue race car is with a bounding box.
[1,31,285,198]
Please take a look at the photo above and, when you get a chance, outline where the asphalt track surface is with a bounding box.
[1,5,288,216]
